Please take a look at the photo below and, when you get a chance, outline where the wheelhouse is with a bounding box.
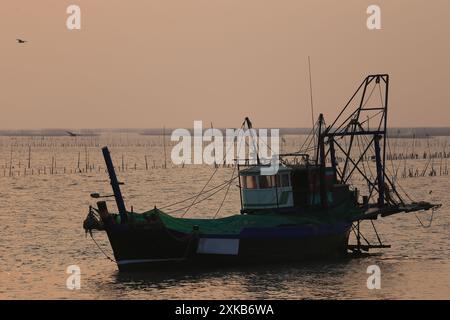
[238,163,354,213]
[239,166,293,211]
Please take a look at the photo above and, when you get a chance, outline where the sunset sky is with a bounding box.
[0,0,449,129]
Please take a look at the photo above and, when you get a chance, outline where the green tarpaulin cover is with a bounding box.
[112,201,361,235]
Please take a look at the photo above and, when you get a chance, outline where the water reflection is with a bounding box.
[100,258,367,299]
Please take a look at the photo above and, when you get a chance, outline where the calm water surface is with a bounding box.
[0,135,449,299]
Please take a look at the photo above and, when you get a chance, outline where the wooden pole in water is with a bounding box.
[77,151,81,172]
[444,141,447,174]
[163,126,167,169]
[9,145,13,177]
[85,145,88,172]
[28,145,31,169]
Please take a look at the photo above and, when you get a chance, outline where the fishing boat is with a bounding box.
[83,74,440,272]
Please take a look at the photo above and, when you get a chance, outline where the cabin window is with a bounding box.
[277,173,291,187]
[270,175,277,187]
[241,173,290,189]
[258,175,276,189]
[244,176,258,189]
[240,176,247,189]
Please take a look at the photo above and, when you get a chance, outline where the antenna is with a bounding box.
[308,56,315,131]
[211,122,217,168]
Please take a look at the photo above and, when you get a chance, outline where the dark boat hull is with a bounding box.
[104,222,352,272]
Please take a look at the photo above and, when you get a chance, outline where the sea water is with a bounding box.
[0,134,448,299]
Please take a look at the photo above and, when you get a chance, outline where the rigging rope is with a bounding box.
[163,124,245,216]
[351,224,371,246]
[213,126,247,219]
[182,168,218,217]
[159,177,238,210]
[89,232,116,263]
[213,167,237,219]
[164,176,239,215]
[414,207,436,228]
[297,125,316,154]
[386,137,397,181]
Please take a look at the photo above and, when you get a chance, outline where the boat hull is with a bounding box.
[104,222,352,272]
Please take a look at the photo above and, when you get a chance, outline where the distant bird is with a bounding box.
[16,38,27,44]
[429,190,433,194]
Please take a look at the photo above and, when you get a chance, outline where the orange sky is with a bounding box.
[0,0,449,129]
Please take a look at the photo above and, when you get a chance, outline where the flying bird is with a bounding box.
[16,39,27,44]
[66,131,78,137]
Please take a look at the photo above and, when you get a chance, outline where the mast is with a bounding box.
[102,146,127,223]
[380,75,389,206]
[329,138,337,182]
[323,74,392,206]
[317,114,327,208]
[244,117,260,165]
[308,56,316,142]
[374,134,384,206]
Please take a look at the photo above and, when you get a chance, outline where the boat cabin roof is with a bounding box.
[239,165,292,176]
